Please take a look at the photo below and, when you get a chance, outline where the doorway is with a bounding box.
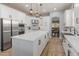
[51,17,60,37]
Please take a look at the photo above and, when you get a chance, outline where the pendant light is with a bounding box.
[30,4,33,14]
[35,4,39,17]
[29,3,43,17]
[39,3,43,19]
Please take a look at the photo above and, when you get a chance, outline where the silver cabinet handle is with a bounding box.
[68,44,72,48]
[38,40,41,45]
[45,35,46,39]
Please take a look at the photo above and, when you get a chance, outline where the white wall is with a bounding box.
[50,11,64,39]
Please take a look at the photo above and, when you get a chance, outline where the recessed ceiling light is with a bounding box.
[25,4,29,7]
[40,4,43,6]
[54,8,57,10]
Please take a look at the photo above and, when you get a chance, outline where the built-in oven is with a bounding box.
[19,23,25,35]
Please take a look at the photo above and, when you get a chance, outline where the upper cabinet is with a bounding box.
[74,4,79,25]
[0,4,11,19]
[64,9,74,27]
[0,4,26,24]
[39,16,51,31]
[74,4,79,33]
[10,8,26,23]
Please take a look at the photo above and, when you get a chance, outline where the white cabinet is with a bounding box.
[0,4,18,20]
[24,16,32,25]
[64,9,74,26]
[68,46,78,56]
[10,7,26,23]
[38,34,49,55]
[0,4,26,24]
[63,36,79,56]
[40,16,51,31]
[10,8,17,20]
[74,4,79,34]
[63,39,69,56]
[0,4,12,19]
[18,12,26,23]
[12,31,49,56]
[74,4,79,27]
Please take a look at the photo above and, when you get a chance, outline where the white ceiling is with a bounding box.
[3,3,72,16]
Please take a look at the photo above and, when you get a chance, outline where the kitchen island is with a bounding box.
[11,30,50,56]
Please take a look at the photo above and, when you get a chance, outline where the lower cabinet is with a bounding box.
[12,34,49,56]
[67,43,78,56]
[68,48,78,56]
[63,38,79,56]
[63,39,69,56]
[38,35,48,55]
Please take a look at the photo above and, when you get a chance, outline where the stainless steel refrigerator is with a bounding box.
[0,18,12,51]
[11,20,19,36]
[0,18,19,51]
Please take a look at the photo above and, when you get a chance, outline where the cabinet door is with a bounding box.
[11,9,26,23]
[38,35,48,55]
[68,46,78,56]
[0,4,26,23]
[74,6,79,25]
[0,4,11,19]
[17,12,26,23]
[63,40,69,56]
[64,9,74,26]
[10,8,21,20]
[10,9,18,20]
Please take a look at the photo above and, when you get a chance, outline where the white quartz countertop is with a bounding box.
[12,30,48,41]
[64,35,79,53]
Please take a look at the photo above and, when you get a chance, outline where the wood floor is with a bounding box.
[41,37,65,56]
[0,37,65,56]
